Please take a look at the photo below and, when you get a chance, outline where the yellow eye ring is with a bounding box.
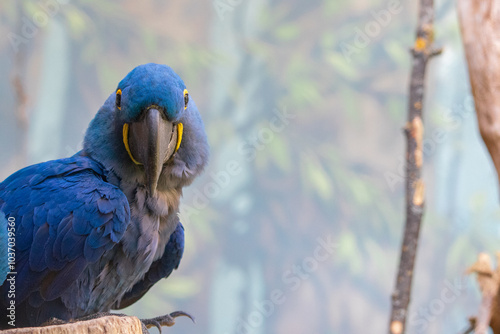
[183,89,189,110]
[116,89,122,110]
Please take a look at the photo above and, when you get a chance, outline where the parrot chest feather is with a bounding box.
[73,187,179,314]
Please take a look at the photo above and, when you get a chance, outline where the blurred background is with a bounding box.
[0,0,498,333]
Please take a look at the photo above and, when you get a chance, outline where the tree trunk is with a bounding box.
[458,0,500,189]
[458,0,500,332]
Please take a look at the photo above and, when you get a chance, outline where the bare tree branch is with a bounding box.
[388,0,440,333]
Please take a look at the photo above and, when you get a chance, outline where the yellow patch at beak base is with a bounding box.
[123,123,142,165]
[176,123,183,152]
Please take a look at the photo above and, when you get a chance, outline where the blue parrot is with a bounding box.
[0,63,209,331]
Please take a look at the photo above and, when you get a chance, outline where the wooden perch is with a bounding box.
[388,0,441,333]
[1,315,143,334]
[458,0,500,187]
[466,253,500,334]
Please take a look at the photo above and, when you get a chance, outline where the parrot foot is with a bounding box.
[42,312,149,334]
[42,317,68,326]
[41,311,193,334]
[140,311,195,333]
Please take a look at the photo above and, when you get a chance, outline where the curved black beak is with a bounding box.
[125,108,179,195]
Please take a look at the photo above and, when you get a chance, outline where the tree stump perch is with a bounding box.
[1,316,144,334]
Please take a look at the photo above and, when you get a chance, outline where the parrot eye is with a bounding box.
[116,89,122,110]
[183,89,189,110]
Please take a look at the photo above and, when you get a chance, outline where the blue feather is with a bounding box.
[0,155,130,312]
[115,222,185,309]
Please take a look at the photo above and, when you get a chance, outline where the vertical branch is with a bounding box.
[388,0,441,333]
[12,56,29,132]
[458,1,500,332]
[458,0,500,190]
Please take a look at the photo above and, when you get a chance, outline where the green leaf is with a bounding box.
[268,134,292,172]
[161,276,201,298]
[383,39,409,68]
[303,157,333,200]
[324,52,359,80]
[348,177,371,206]
[337,231,363,275]
[274,24,300,41]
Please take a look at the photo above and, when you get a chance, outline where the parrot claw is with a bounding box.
[141,318,162,333]
[42,317,68,326]
[140,311,195,333]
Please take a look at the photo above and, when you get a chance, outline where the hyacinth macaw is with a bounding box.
[0,63,209,331]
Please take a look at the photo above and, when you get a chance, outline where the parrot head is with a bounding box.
[83,63,209,196]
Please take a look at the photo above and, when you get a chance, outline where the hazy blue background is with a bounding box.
[0,0,498,333]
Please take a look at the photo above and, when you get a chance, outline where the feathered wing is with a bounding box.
[0,155,130,325]
[113,221,184,309]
